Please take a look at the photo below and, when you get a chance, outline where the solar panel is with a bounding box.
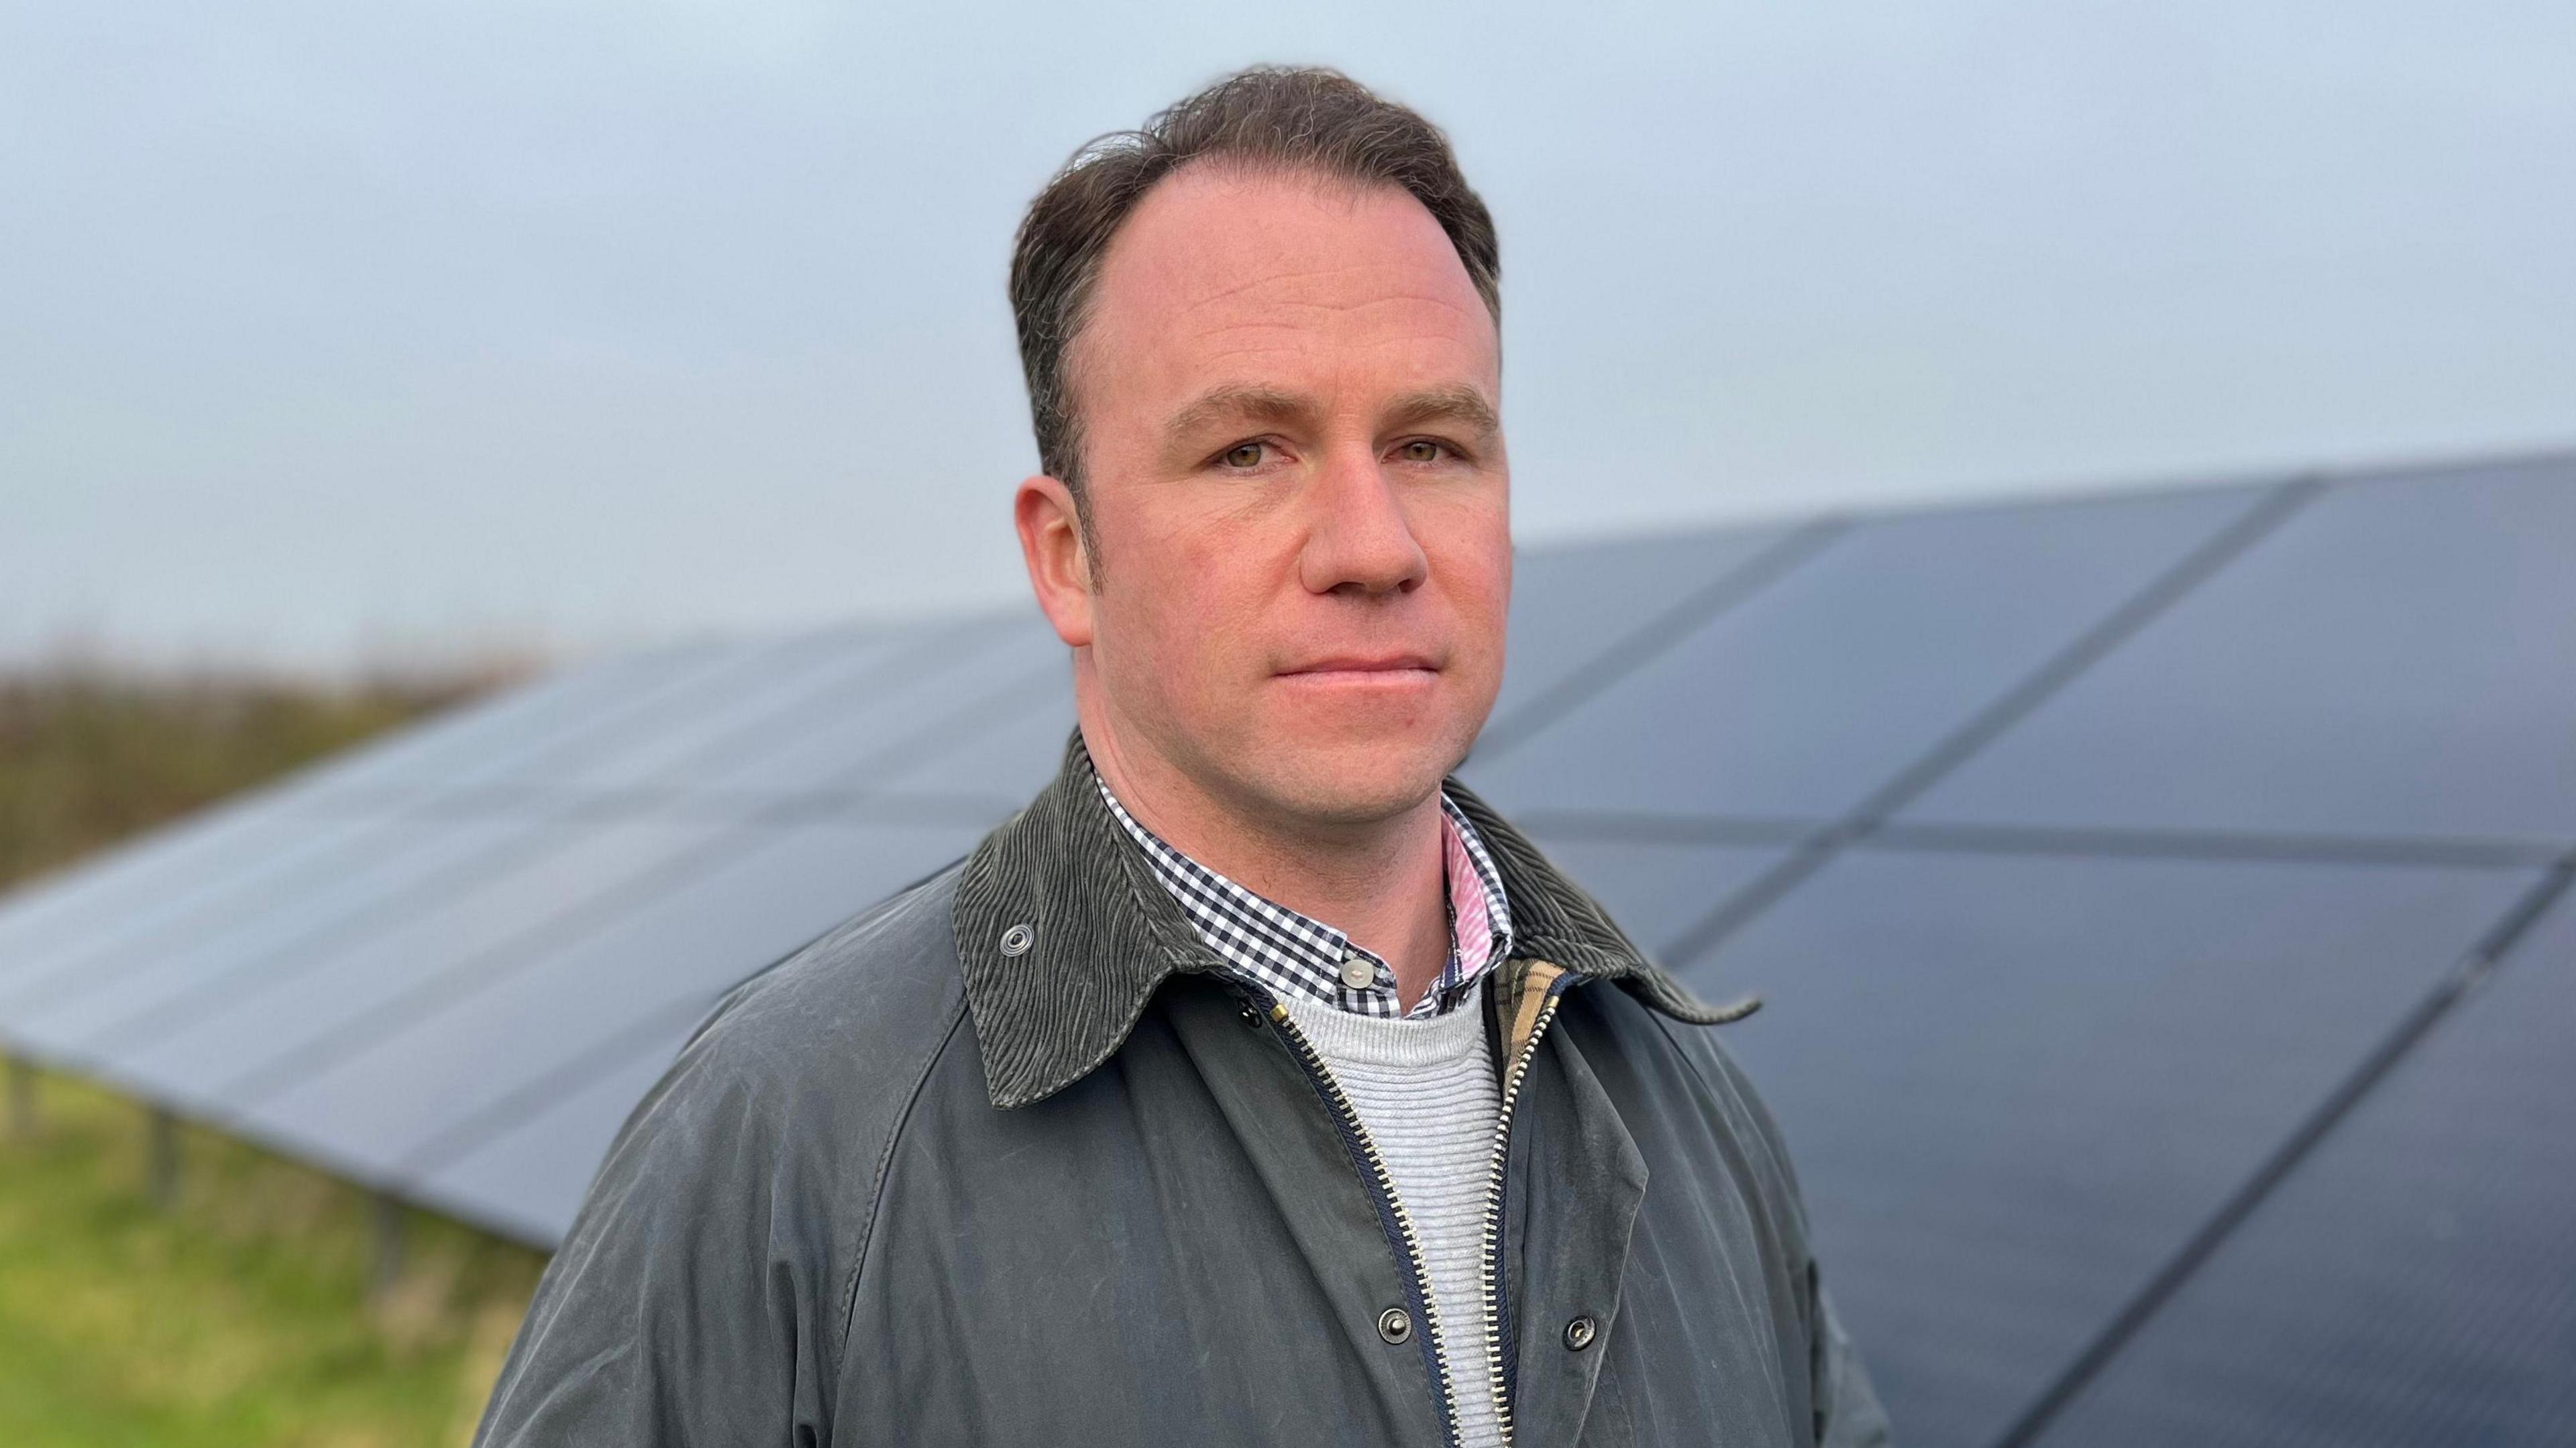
[282,640,732,799]
[7,811,566,1055]
[862,653,1075,812]
[2031,875,2576,1447]
[0,805,376,996]
[243,818,987,1173]
[1907,457,2576,842]
[1485,520,1816,733]
[0,614,1038,1202]
[1521,834,1793,958]
[1460,484,2274,822]
[684,616,1063,796]
[519,630,919,791]
[1701,846,2542,1448]
[0,640,736,984]
[107,811,739,1101]
[0,453,2567,1445]
[404,1009,709,1244]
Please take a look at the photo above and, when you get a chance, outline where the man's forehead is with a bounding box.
[1081,164,1497,372]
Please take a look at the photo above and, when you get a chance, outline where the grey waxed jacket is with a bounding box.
[472,732,1893,1447]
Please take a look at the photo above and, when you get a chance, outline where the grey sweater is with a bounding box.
[1281,989,1506,1447]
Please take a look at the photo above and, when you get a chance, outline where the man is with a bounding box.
[475,65,1890,1447]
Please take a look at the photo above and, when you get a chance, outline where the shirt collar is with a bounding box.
[1091,764,1515,1020]
[953,728,1755,1109]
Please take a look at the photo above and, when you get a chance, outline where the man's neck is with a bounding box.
[1080,717,1454,1011]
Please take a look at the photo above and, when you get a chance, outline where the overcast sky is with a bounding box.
[4,0,2569,673]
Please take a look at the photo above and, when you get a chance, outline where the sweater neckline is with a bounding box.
[1276,983,1492,1070]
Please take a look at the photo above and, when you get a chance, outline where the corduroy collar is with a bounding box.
[953,729,1756,1109]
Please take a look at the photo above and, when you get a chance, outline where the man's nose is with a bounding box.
[1297,446,1430,597]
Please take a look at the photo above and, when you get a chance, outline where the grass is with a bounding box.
[1,661,547,1447]
[0,1070,547,1447]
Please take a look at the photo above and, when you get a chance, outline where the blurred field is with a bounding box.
[0,664,549,1448]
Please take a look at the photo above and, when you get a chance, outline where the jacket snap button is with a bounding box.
[1238,1003,1264,1029]
[998,923,1034,957]
[1377,1306,1412,1345]
[1563,1315,1597,1351]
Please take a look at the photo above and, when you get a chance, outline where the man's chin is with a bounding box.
[1234,733,1465,829]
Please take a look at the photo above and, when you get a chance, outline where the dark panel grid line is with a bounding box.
[1503,810,1833,850]
[1517,810,2568,873]
[243,783,1028,830]
[1990,853,2576,1448]
[1862,820,2569,871]
[1664,474,2328,970]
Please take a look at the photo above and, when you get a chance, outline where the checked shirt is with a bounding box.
[1092,764,1515,1020]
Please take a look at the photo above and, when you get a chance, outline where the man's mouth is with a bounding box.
[1277,653,1440,679]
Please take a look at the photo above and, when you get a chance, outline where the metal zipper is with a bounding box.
[1480,971,1574,1445]
[1255,968,1578,1448]
[1258,995,1465,1447]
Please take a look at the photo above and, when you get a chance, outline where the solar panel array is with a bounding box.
[3,453,2569,1445]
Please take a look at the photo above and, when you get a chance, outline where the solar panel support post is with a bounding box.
[6,1055,33,1139]
[371,1190,405,1300]
[146,1105,180,1207]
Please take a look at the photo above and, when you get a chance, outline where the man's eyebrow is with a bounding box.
[1163,384,1314,444]
[1381,384,1500,437]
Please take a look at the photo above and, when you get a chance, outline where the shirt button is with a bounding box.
[1377,1306,1413,1345]
[1563,1315,1598,1351]
[1338,954,1376,990]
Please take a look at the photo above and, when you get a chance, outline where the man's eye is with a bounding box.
[1399,439,1446,463]
[1221,442,1265,469]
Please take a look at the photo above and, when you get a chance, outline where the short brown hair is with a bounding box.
[1008,65,1501,531]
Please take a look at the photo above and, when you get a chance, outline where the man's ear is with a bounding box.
[1014,474,1095,648]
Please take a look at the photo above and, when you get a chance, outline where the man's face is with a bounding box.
[1032,162,1510,831]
